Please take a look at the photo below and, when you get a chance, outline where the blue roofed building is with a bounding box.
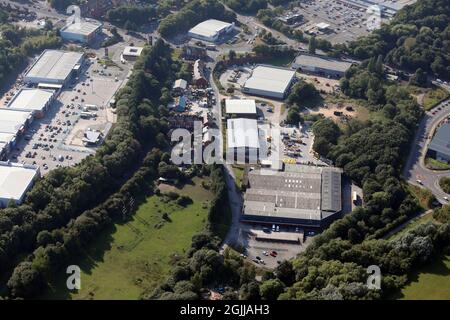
[428,123,450,163]
[175,96,187,112]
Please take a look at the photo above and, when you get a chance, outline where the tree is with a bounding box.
[7,262,46,298]
[308,36,317,54]
[228,50,237,61]
[260,279,285,300]
[410,68,428,87]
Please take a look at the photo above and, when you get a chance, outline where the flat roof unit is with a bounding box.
[123,46,144,57]
[0,109,32,134]
[243,65,296,99]
[225,99,257,114]
[0,132,15,144]
[60,19,102,36]
[429,123,450,157]
[6,88,54,113]
[316,22,331,30]
[227,118,259,149]
[188,19,234,41]
[0,161,40,206]
[173,79,188,90]
[24,50,84,84]
[242,165,343,227]
[293,54,353,74]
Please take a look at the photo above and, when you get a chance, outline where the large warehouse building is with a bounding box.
[0,161,40,207]
[6,88,55,118]
[242,164,343,228]
[292,54,353,78]
[60,19,102,43]
[0,109,33,136]
[242,65,296,99]
[427,123,450,163]
[188,19,235,43]
[24,50,84,86]
[227,118,260,162]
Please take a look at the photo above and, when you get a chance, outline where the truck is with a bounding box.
[352,191,359,205]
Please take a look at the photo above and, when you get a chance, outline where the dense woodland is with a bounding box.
[347,0,450,80]
[0,15,61,86]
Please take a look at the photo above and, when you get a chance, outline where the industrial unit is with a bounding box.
[242,65,296,99]
[0,133,16,160]
[6,88,55,118]
[242,164,343,228]
[60,19,102,43]
[227,118,260,162]
[188,19,235,43]
[0,109,33,136]
[0,161,40,207]
[428,123,450,163]
[225,99,257,118]
[292,54,353,78]
[122,46,144,61]
[24,50,84,86]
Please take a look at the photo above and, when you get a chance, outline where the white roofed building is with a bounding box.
[242,65,296,99]
[6,88,55,118]
[188,19,235,43]
[0,161,40,207]
[227,118,260,163]
[122,46,144,61]
[60,19,102,44]
[24,50,84,86]
[0,109,32,136]
[225,99,257,118]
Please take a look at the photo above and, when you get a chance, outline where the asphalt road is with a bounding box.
[403,94,450,203]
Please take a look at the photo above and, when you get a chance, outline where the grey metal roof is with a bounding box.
[321,168,342,212]
[294,54,352,73]
[429,123,450,157]
[25,50,83,82]
[243,165,342,222]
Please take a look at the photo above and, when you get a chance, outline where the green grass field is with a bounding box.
[397,254,450,300]
[43,178,212,300]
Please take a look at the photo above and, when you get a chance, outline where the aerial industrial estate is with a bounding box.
[0,0,448,306]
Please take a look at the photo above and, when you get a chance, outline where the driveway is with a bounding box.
[403,97,450,203]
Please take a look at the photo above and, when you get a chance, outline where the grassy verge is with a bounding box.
[439,176,450,194]
[407,183,436,210]
[43,178,212,300]
[396,253,450,300]
[423,86,449,110]
[425,157,450,170]
[231,164,245,188]
[387,211,435,241]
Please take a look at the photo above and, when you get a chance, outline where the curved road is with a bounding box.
[403,93,450,203]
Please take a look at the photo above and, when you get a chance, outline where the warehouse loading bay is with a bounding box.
[8,55,129,173]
